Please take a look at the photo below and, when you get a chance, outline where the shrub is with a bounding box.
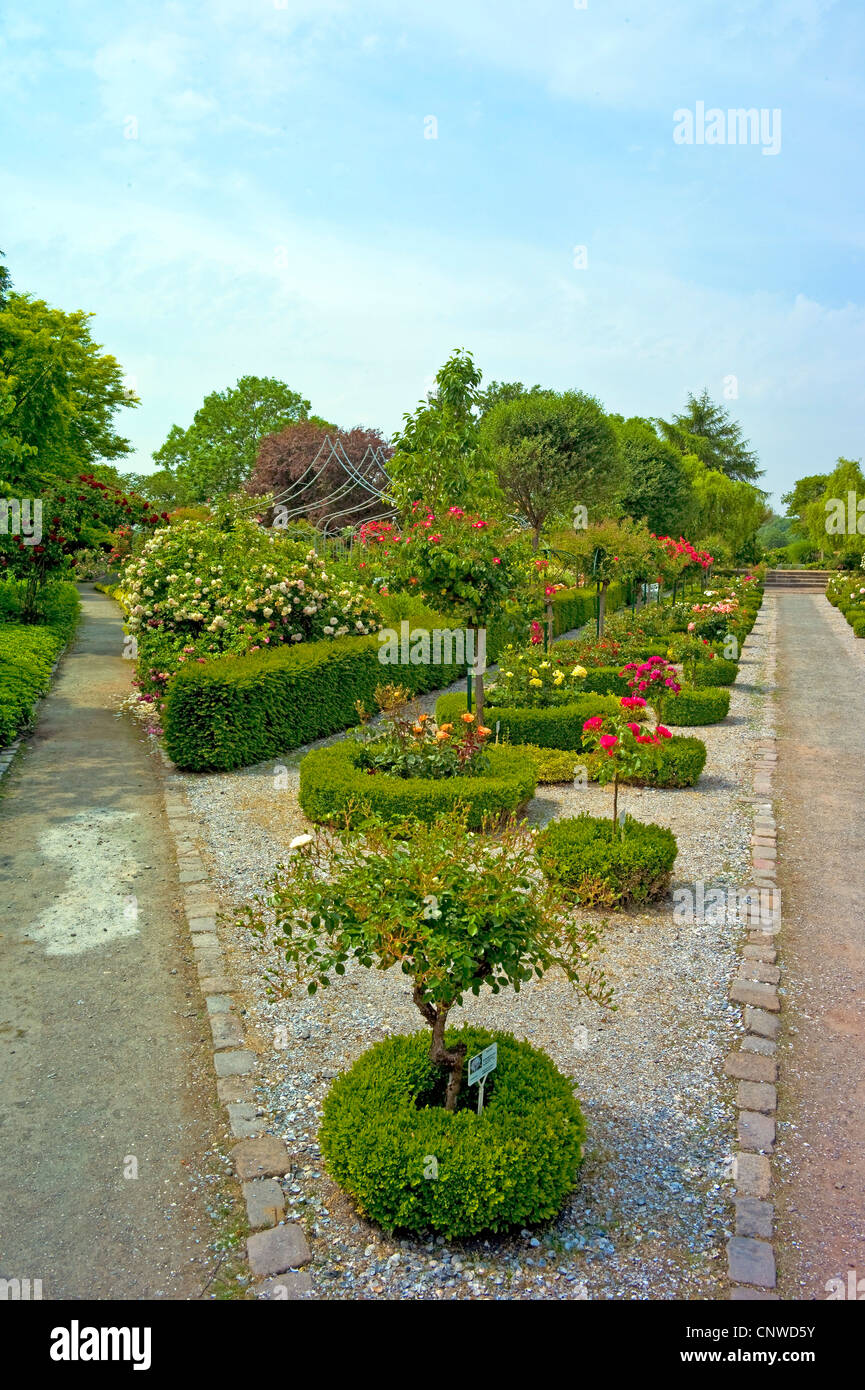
[536,813,677,907]
[319,1028,586,1237]
[435,690,626,751]
[299,738,537,827]
[123,515,382,692]
[163,633,464,771]
[667,686,730,725]
[852,615,865,638]
[509,745,583,783]
[692,657,738,686]
[0,582,80,746]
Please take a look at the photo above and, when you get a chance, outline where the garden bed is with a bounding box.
[173,601,776,1299]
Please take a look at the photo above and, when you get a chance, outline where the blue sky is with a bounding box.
[2,0,863,506]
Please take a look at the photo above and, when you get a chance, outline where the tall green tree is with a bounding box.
[681,454,768,562]
[476,379,541,416]
[388,349,499,515]
[659,389,761,482]
[610,415,693,535]
[153,375,311,502]
[481,389,620,549]
[781,473,829,538]
[0,292,135,492]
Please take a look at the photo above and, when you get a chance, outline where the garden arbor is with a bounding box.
[265,433,396,542]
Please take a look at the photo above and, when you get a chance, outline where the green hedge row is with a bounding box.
[0,582,80,747]
[298,739,537,828]
[163,633,465,771]
[669,687,731,726]
[435,691,626,752]
[692,657,738,686]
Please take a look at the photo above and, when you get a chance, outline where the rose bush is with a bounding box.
[122,516,381,693]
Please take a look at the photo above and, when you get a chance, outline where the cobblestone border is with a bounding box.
[726,594,781,1300]
[159,761,316,1301]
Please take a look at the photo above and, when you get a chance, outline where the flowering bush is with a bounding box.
[488,645,588,709]
[581,699,673,825]
[123,517,381,692]
[622,655,681,723]
[350,687,492,780]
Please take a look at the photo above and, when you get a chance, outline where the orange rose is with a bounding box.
[435,730,450,742]
[461,712,475,723]
[412,723,424,734]
[439,723,453,733]
[477,725,492,737]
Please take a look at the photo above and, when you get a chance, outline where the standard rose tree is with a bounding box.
[238,812,611,1111]
[581,698,673,829]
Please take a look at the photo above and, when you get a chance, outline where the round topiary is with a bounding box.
[319,1027,586,1238]
[536,812,677,907]
[298,738,537,828]
[692,656,738,686]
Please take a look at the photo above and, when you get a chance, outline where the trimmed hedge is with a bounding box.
[536,812,678,908]
[852,615,865,638]
[584,735,707,787]
[435,690,626,752]
[163,633,464,771]
[668,686,731,726]
[319,1027,586,1237]
[299,738,537,828]
[692,657,738,686]
[0,582,80,747]
[509,745,584,783]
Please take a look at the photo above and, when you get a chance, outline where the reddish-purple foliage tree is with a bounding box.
[247,421,393,527]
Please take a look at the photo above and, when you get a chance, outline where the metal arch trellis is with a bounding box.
[267,434,396,543]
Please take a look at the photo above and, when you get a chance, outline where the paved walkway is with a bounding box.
[0,587,221,1299]
[774,593,865,1299]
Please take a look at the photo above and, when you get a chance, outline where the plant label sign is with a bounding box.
[468,1043,497,1085]
[468,1043,497,1111]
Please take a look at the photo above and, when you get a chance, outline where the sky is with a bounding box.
[1,0,864,507]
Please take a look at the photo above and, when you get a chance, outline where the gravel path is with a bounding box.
[176,607,775,1300]
[773,593,865,1299]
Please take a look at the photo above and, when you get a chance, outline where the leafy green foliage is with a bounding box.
[0,581,79,744]
[480,389,619,547]
[509,744,584,783]
[668,686,731,725]
[610,415,692,535]
[537,813,678,908]
[318,1027,587,1236]
[658,389,762,482]
[388,349,500,513]
[152,375,311,501]
[0,292,135,492]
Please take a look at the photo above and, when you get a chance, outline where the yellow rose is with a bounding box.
[574,665,587,678]
[553,672,564,685]
[529,678,543,687]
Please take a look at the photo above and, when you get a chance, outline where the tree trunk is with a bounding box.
[598,581,609,637]
[531,528,540,552]
[413,988,466,1112]
[475,669,485,728]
